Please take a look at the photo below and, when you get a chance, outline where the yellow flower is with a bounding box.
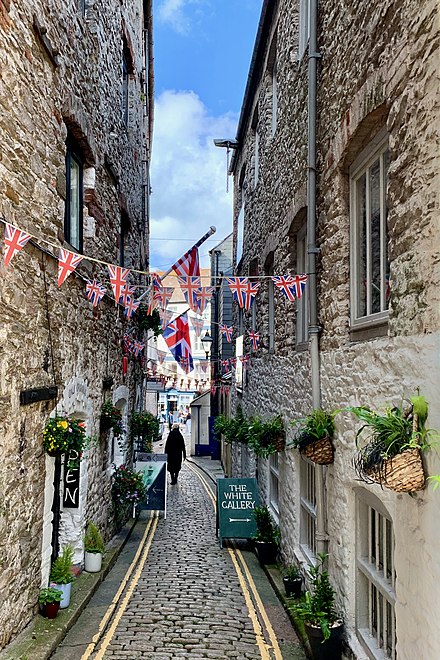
[58,421,68,430]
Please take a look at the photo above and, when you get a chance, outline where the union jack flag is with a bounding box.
[248,330,260,350]
[58,248,84,286]
[3,223,31,267]
[124,297,140,320]
[220,324,233,342]
[107,265,130,303]
[153,286,174,309]
[190,316,205,337]
[159,308,174,329]
[221,359,230,373]
[123,333,133,353]
[162,312,194,374]
[226,277,249,308]
[119,284,136,307]
[85,279,107,307]
[290,274,308,299]
[132,340,144,357]
[156,349,167,365]
[194,286,215,314]
[242,281,260,311]
[178,276,201,311]
[240,354,251,367]
[171,246,200,278]
[230,357,237,369]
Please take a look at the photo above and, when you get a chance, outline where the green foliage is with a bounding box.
[138,306,163,336]
[43,417,87,455]
[294,553,338,640]
[111,464,146,507]
[39,587,63,605]
[84,521,105,554]
[101,402,124,436]
[290,409,337,451]
[214,408,284,458]
[253,505,280,544]
[282,563,301,580]
[131,411,160,452]
[50,545,75,585]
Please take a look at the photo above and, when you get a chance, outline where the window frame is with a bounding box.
[300,458,316,563]
[296,225,308,347]
[64,138,84,253]
[356,490,396,660]
[268,453,279,519]
[298,0,310,60]
[350,130,389,329]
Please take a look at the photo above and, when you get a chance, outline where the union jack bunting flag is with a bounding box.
[177,276,201,312]
[229,357,237,369]
[221,359,230,373]
[220,324,233,342]
[242,281,261,312]
[156,349,167,365]
[226,277,249,308]
[132,340,145,357]
[240,354,251,367]
[190,316,205,337]
[153,286,174,310]
[58,248,84,287]
[194,286,215,314]
[271,274,308,301]
[248,330,260,350]
[107,265,130,303]
[123,333,133,353]
[124,297,140,320]
[171,245,200,278]
[119,284,136,307]
[85,279,107,307]
[3,223,31,267]
[159,308,174,330]
[162,312,194,374]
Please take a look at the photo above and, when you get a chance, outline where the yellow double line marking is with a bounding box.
[81,513,159,660]
[186,462,282,660]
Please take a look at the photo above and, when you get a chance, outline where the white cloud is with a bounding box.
[150,90,237,271]
[157,0,207,35]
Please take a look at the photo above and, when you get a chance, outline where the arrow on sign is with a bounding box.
[151,487,164,494]
[229,517,252,523]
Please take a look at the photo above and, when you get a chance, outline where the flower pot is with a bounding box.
[255,540,278,565]
[301,436,334,465]
[305,621,343,660]
[42,602,60,619]
[84,551,102,573]
[367,447,425,493]
[50,582,72,609]
[274,436,285,452]
[100,416,113,433]
[283,576,302,598]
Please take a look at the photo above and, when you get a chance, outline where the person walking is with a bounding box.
[165,423,186,485]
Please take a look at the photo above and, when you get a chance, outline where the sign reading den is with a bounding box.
[217,478,259,547]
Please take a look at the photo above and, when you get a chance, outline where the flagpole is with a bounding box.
[138,225,216,302]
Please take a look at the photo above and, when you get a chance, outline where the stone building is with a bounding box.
[228,0,440,658]
[0,0,153,648]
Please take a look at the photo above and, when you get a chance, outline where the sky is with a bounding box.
[149,0,263,271]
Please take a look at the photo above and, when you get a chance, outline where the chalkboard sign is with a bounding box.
[136,453,167,517]
[63,450,80,509]
[217,478,259,548]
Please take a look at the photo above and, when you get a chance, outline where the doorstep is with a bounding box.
[0,518,138,660]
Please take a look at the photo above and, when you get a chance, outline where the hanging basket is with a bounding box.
[274,435,285,452]
[367,447,425,493]
[301,436,334,465]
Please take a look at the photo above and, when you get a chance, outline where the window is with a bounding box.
[265,253,275,352]
[249,259,258,332]
[122,38,134,125]
[119,212,130,267]
[296,226,308,345]
[236,191,245,267]
[269,453,279,517]
[300,459,316,561]
[350,134,389,325]
[65,138,83,252]
[298,0,310,60]
[357,492,396,659]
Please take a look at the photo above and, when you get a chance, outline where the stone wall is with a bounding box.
[230,0,440,657]
[0,0,151,648]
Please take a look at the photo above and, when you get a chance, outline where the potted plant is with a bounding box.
[84,521,105,572]
[294,553,343,659]
[291,409,337,465]
[39,587,63,619]
[100,402,124,436]
[131,411,160,453]
[248,415,285,457]
[214,407,250,446]
[347,394,433,493]
[282,564,303,598]
[49,544,75,609]
[43,416,87,459]
[253,505,280,565]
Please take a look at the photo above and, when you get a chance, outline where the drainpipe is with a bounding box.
[307,0,327,557]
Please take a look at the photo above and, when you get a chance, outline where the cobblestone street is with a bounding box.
[51,439,305,660]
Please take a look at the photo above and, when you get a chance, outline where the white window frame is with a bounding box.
[296,225,308,346]
[236,201,244,267]
[350,129,389,327]
[300,458,316,562]
[298,0,310,60]
[269,453,279,518]
[356,491,396,660]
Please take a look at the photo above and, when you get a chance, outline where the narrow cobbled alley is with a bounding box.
[50,452,305,660]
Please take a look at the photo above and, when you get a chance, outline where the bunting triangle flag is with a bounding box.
[271,275,308,301]
[159,308,174,329]
[58,248,84,286]
[3,223,31,267]
[156,349,167,365]
[154,286,174,309]
[124,297,140,320]
[190,316,205,337]
[162,312,194,374]
[85,279,107,307]
[178,276,202,312]
[220,324,233,342]
[107,265,130,303]
[194,286,215,314]
[226,277,249,308]
[132,340,144,357]
[248,330,260,350]
[119,284,136,307]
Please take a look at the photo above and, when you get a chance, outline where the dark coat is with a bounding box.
[165,428,186,472]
